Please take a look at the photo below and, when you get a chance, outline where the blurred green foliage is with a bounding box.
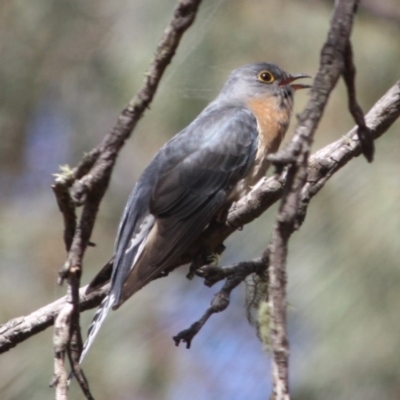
[0,0,399,399]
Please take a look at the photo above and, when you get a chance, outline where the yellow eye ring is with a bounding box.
[258,70,275,83]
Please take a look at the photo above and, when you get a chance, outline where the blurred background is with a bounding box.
[1,0,399,399]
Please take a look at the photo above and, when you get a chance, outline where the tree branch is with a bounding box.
[55,0,204,283]
[342,39,374,162]
[0,285,109,354]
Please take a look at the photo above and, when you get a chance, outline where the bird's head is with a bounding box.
[218,62,311,107]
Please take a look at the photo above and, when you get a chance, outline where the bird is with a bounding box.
[80,62,310,362]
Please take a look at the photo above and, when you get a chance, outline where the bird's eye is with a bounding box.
[258,70,274,83]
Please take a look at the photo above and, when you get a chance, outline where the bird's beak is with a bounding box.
[279,74,312,90]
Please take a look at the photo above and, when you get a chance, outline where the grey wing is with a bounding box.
[82,105,258,363]
[112,105,259,306]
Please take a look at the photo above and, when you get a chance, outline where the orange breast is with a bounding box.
[228,96,292,201]
[248,96,291,158]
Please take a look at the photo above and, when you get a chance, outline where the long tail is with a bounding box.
[80,293,115,363]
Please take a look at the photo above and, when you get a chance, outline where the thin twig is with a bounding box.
[67,348,94,400]
[197,258,265,287]
[173,258,264,348]
[342,40,374,162]
[52,169,77,252]
[67,273,94,399]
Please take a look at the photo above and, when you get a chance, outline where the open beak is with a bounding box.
[279,73,312,90]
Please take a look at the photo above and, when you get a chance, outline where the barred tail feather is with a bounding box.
[80,293,115,363]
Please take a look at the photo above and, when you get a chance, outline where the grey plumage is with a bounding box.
[112,104,258,305]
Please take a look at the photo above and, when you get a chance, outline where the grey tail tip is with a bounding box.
[79,293,115,364]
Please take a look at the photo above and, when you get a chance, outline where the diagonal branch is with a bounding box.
[56,0,204,283]
[0,285,109,354]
